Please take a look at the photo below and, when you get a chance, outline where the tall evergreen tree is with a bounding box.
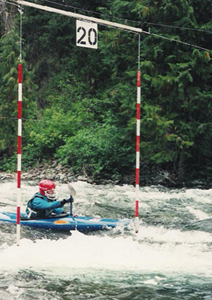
[0,24,36,167]
[0,0,211,182]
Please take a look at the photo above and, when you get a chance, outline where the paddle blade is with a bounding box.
[68,183,76,198]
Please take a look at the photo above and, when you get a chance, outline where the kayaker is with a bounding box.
[26,179,73,218]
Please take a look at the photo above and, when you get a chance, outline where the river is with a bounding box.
[0,180,212,299]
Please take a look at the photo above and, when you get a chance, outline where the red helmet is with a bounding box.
[39,179,56,200]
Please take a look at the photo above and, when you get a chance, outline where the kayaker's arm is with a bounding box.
[32,197,63,210]
[32,197,73,210]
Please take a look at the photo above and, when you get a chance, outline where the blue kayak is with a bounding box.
[0,211,128,231]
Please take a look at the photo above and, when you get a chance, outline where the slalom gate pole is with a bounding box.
[17,6,23,246]
[135,34,141,233]
[17,64,22,246]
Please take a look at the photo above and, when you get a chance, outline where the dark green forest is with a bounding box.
[0,0,211,185]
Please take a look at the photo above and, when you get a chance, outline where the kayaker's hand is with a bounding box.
[60,199,69,206]
[60,196,73,206]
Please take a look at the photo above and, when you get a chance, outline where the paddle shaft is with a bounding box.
[67,184,76,216]
[70,196,74,215]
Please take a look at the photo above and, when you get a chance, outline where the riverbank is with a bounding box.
[0,160,211,189]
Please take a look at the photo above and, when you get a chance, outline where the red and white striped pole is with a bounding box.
[135,69,140,233]
[17,63,22,246]
[135,34,141,233]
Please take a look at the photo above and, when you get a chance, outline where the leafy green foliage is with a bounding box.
[0,0,211,183]
[0,25,36,161]
[56,122,131,178]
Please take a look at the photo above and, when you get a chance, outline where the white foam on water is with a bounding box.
[0,227,212,278]
[186,206,210,220]
[184,188,212,204]
[136,224,212,244]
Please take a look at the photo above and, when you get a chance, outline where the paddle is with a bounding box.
[67,183,76,216]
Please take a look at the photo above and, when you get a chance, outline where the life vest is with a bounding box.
[26,193,54,219]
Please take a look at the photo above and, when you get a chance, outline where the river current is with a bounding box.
[0,180,211,299]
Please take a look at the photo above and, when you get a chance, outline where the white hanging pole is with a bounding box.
[17,5,23,246]
[135,34,141,233]
[17,1,142,34]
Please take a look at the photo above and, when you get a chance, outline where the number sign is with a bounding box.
[76,20,98,49]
